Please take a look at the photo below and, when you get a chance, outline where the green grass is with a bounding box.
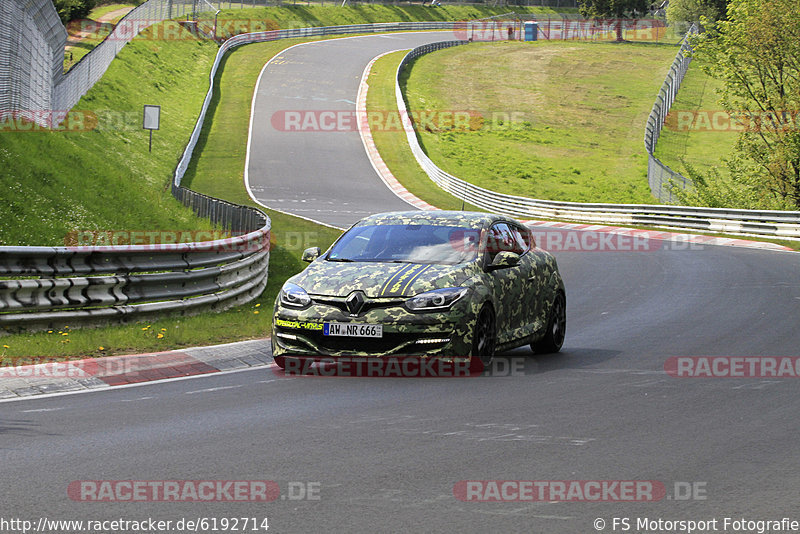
[652,57,738,178]
[399,40,680,204]
[2,37,219,247]
[89,3,136,21]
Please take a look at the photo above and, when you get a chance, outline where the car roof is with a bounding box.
[356,211,513,229]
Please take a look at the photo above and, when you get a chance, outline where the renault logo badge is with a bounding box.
[345,291,366,315]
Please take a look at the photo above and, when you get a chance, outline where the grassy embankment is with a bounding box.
[384,40,679,204]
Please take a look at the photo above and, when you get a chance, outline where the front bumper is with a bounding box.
[272,297,474,358]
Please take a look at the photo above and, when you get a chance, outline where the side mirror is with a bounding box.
[487,251,520,271]
[301,247,321,263]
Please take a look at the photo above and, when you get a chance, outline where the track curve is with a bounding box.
[246,32,455,228]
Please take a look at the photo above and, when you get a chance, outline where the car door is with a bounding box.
[508,223,549,336]
[484,222,528,344]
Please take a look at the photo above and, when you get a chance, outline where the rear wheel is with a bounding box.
[532,292,566,354]
[472,304,497,365]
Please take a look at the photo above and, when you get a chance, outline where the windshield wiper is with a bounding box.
[327,257,355,262]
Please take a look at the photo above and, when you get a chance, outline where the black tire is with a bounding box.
[274,355,287,369]
[472,304,497,365]
[532,291,566,354]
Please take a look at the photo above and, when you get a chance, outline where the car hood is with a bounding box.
[289,260,479,298]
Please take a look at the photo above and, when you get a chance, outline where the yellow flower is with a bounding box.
[98,346,105,351]
[255,303,261,308]
[161,328,167,332]
[48,330,53,334]
[2,345,9,349]
[61,332,69,336]
[253,310,260,314]
[157,333,164,339]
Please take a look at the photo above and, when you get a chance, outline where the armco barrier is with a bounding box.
[0,205,270,332]
[395,41,800,239]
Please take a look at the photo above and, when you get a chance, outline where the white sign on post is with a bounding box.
[143,105,160,152]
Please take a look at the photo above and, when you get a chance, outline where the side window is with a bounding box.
[510,224,531,254]
[486,223,522,263]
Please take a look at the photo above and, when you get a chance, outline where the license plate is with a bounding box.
[324,322,383,338]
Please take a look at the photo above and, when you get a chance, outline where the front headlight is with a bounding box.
[405,287,468,312]
[279,282,311,308]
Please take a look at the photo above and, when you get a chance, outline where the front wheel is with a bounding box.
[273,355,302,371]
[471,304,497,365]
[532,292,566,354]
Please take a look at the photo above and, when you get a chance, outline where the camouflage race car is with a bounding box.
[271,211,566,368]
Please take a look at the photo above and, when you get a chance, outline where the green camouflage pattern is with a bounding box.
[291,262,476,298]
[272,211,564,359]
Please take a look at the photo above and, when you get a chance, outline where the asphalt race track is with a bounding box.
[245,32,457,228]
[4,33,800,534]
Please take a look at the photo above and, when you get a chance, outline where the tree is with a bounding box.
[53,0,97,24]
[679,0,800,209]
[578,0,651,41]
[667,0,728,26]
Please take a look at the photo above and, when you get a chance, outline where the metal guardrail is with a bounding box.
[644,24,698,203]
[395,41,800,239]
[0,200,270,331]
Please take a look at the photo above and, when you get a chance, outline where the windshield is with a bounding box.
[327,224,481,265]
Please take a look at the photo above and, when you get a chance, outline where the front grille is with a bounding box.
[301,331,448,355]
[311,296,405,316]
